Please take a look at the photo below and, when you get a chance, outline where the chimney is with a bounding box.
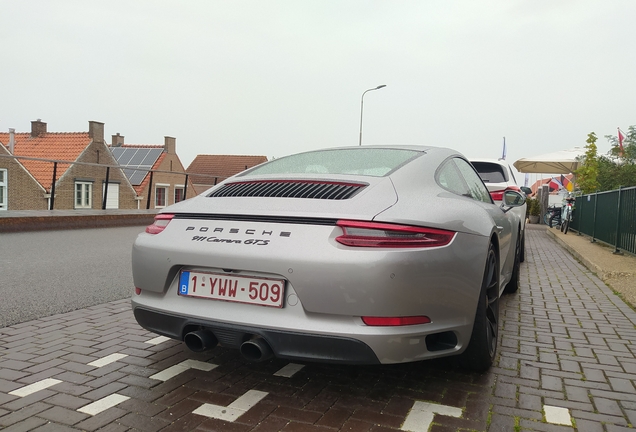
[164,136,176,154]
[31,119,47,137]
[111,133,125,147]
[8,128,15,154]
[88,121,105,143]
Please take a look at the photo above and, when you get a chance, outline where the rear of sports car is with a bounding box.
[132,147,489,364]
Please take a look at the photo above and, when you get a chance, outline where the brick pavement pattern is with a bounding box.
[492,226,636,431]
[1,226,635,431]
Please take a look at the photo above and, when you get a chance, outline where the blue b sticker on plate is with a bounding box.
[179,271,190,295]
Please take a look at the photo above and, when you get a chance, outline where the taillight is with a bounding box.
[490,186,521,201]
[146,214,174,234]
[335,220,455,248]
[362,316,431,326]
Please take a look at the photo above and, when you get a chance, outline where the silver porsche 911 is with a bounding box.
[132,146,525,371]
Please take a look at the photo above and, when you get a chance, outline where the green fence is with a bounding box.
[571,186,636,255]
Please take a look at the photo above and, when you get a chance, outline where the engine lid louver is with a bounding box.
[207,180,367,200]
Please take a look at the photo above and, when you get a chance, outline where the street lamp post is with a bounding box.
[359,85,386,146]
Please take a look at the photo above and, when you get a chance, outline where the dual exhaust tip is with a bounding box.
[183,330,273,362]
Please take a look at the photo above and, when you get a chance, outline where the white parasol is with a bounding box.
[513,147,585,174]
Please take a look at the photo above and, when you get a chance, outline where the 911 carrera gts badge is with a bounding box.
[190,236,270,245]
[186,226,291,245]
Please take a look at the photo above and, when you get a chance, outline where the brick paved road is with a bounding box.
[1,226,635,431]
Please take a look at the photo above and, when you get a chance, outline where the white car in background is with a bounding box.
[470,159,529,262]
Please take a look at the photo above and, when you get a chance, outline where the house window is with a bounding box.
[0,169,7,210]
[155,185,168,208]
[75,181,93,209]
[174,186,185,203]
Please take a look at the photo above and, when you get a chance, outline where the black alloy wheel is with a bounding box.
[459,243,500,372]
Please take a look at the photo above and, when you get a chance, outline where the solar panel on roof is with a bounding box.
[110,147,163,185]
[128,150,147,165]
[129,170,148,185]
[140,149,163,165]
[111,147,134,165]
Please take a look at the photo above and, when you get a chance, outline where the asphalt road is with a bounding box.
[0,225,145,327]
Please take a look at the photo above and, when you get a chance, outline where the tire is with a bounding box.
[519,232,525,263]
[459,243,500,372]
[504,232,521,294]
[560,219,565,232]
[563,218,569,234]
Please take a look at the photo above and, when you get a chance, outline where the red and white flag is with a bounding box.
[618,128,626,155]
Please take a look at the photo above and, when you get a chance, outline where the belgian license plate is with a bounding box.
[178,271,285,308]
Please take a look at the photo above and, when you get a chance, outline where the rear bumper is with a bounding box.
[133,306,380,364]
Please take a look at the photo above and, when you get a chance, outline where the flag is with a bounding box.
[548,177,563,191]
[561,175,573,192]
[618,128,626,155]
[500,137,506,160]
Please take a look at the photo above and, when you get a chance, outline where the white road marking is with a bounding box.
[274,363,304,377]
[193,390,268,422]
[145,335,170,345]
[150,363,189,381]
[87,353,128,368]
[544,405,572,426]
[149,359,217,381]
[9,378,62,397]
[401,401,462,432]
[77,393,130,416]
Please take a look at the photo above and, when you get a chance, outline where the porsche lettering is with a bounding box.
[186,226,291,237]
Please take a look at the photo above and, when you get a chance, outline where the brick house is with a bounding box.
[186,155,268,195]
[110,135,195,209]
[0,120,137,211]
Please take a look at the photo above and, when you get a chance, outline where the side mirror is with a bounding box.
[503,190,526,208]
[520,186,532,195]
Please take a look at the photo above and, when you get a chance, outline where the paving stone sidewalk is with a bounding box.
[491,225,636,431]
[0,226,635,431]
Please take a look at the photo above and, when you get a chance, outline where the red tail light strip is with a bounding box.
[146,214,174,234]
[335,220,455,248]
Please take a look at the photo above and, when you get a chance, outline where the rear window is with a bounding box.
[471,162,508,183]
[240,148,421,177]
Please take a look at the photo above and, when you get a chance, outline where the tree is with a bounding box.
[574,132,600,194]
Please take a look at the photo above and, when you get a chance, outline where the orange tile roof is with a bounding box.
[186,155,268,185]
[0,132,91,190]
[118,144,164,149]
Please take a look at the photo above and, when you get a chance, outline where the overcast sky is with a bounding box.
[2,1,634,184]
